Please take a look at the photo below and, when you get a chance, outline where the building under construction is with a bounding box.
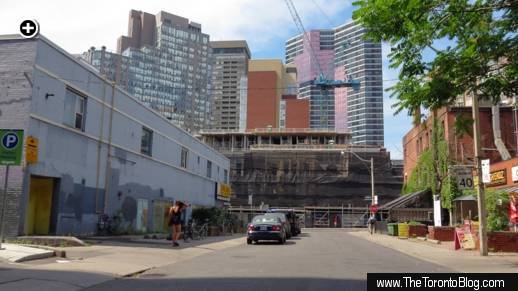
[199,129,403,209]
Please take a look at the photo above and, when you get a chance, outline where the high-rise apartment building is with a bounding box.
[83,10,212,132]
[334,21,383,146]
[285,21,384,146]
[209,41,250,131]
[286,30,336,130]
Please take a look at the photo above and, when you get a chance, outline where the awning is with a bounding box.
[379,189,431,210]
[501,185,518,193]
[453,195,477,202]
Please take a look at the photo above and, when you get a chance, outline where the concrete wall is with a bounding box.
[0,36,229,236]
[0,37,37,238]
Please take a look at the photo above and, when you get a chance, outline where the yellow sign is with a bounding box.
[25,136,38,164]
[217,183,232,201]
[488,169,506,187]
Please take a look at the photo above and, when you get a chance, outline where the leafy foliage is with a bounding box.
[403,119,461,208]
[403,148,434,194]
[463,188,510,231]
[440,173,462,210]
[353,0,518,114]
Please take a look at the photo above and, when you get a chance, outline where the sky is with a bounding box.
[0,0,412,159]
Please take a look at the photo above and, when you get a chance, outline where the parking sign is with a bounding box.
[0,129,24,166]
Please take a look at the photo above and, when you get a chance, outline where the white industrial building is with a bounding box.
[0,35,230,237]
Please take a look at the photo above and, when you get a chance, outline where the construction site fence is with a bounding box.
[227,206,386,228]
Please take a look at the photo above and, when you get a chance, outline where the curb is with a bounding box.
[10,250,55,263]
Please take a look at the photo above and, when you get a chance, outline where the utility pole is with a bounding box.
[472,92,488,256]
[370,157,375,215]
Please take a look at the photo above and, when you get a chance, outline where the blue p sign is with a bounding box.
[2,133,19,150]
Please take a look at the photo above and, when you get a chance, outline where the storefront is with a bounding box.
[487,157,518,232]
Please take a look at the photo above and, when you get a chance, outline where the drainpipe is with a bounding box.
[95,78,107,213]
[492,104,511,160]
[103,81,116,214]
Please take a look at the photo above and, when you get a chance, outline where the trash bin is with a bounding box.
[387,223,398,236]
[398,223,409,238]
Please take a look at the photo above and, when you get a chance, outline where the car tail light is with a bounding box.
[272,225,281,231]
[248,225,254,231]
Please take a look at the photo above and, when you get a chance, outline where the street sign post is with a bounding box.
[0,129,24,250]
[481,159,490,183]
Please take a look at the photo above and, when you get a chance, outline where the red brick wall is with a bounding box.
[408,225,428,237]
[247,71,278,130]
[285,99,309,128]
[428,226,455,241]
[403,107,518,181]
[488,231,518,252]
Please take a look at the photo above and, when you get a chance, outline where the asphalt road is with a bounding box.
[87,229,450,291]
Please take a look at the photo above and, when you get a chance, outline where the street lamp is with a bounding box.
[341,150,375,215]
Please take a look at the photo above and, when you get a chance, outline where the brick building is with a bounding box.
[246,60,309,130]
[403,106,518,181]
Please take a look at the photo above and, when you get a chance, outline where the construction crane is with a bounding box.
[284,0,360,90]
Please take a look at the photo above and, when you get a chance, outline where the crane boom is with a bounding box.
[284,0,324,78]
[284,0,360,90]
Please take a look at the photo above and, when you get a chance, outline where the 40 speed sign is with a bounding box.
[453,167,474,190]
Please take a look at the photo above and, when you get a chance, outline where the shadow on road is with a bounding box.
[252,241,296,246]
[87,277,366,291]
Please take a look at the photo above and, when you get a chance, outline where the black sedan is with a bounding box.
[247,215,287,245]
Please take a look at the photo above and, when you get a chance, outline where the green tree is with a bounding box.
[463,188,509,231]
[353,0,517,114]
[403,119,461,224]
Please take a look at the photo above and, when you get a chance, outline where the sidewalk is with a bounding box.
[349,231,518,273]
[0,235,245,291]
[0,244,54,263]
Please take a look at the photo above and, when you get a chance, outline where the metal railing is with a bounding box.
[250,144,349,151]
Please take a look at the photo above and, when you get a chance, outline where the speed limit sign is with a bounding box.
[454,167,474,190]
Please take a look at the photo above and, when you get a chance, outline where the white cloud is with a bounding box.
[0,0,352,55]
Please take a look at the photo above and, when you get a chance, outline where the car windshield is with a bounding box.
[252,216,279,224]
[264,213,286,221]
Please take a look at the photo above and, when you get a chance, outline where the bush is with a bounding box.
[407,221,424,226]
[192,206,233,226]
[463,188,510,231]
[485,189,510,231]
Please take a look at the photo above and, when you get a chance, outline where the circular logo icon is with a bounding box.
[19,20,39,38]
[1,132,19,150]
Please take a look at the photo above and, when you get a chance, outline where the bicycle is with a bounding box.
[192,220,209,240]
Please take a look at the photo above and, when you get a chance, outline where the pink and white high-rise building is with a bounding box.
[286,30,336,130]
[285,21,384,146]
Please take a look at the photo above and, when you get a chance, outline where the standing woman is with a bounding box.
[169,201,187,247]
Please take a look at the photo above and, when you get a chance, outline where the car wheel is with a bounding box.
[247,238,252,245]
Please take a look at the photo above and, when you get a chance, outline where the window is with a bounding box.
[206,160,212,178]
[64,88,86,131]
[181,147,189,168]
[141,127,153,156]
[224,169,228,184]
